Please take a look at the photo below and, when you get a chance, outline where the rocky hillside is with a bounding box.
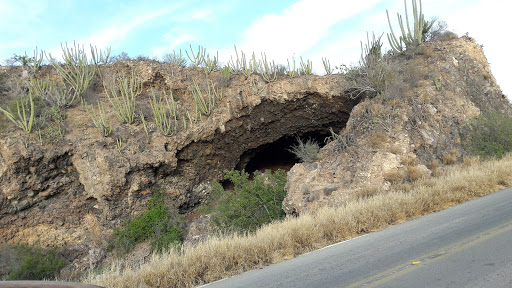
[284,36,511,214]
[0,36,509,277]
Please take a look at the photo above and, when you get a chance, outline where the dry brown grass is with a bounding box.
[355,184,382,200]
[406,165,430,181]
[428,159,440,170]
[84,154,512,288]
[368,130,389,148]
[383,168,407,183]
[442,149,461,164]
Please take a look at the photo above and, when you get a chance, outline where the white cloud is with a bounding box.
[0,41,32,50]
[432,0,510,98]
[0,0,47,27]
[40,5,179,62]
[84,6,177,50]
[191,9,213,21]
[235,0,382,63]
[232,0,510,100]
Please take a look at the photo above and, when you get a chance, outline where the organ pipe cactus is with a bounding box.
[0,93,34,133]
[300,57,313,75]
[259,53,277,83]
[48,42,95,105]
[386,0,425,53]
[186,45,206,66]
[151,90,179,136]
[203,51,219,76]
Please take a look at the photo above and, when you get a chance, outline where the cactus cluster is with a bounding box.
[386,0,426,53]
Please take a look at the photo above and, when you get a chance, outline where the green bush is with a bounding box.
[0,243,65,280]
[464,111,512,159]
[110,192,183,253]
[203,169,287,232]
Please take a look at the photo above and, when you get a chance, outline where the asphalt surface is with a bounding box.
[202,187,512,288]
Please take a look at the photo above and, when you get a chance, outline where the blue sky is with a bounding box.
[0,0,509,98]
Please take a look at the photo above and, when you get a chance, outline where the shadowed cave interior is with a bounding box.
[237,128,339,174]
[219,126,345,190]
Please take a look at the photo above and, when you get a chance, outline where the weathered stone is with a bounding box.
[0,59,362,277]
[323,185,337,196]
[283,37,511,215]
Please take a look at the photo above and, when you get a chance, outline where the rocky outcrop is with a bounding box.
[0,62,360,275]
[283,36,511,215]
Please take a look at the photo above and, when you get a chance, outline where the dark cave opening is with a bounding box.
[221,129,336,190]
[237,128,337,175]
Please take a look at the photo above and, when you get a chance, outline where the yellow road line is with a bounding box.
[345,220,512,288]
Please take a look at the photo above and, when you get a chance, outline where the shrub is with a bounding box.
[36,106,66,143]
[324,127,354,152]
[203,169,287,232]
[110,192,183,253]
[442,149,460,164]
[28,77,75,108]
[383,168,406,183]
[406,165,429,181]
[464,111,512,159]
[135,55,153,62]
[0,243,65,280]
[342,33,395,99]
[288,137,320,163]
[10,54,34,67]
[108,52,131,64]
[163,50,187,67]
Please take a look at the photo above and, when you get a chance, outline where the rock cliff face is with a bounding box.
[0,60,360,274]
[0,36,509,275]
[283,36,510,215]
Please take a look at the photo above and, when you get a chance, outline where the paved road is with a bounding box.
[202,187,512,288]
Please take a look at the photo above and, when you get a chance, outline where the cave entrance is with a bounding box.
[220,128,339,190]
[236,128,337,175]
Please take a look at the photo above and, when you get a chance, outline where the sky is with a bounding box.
[0,0,509,99]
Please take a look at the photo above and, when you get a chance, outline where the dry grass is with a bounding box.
[84,154,512,288]
[428,159,441,170]
[406,165,430,181]
[355,184,382,200]
[443,149,461,164]
[368,130,389,148]
[383,168,407,183]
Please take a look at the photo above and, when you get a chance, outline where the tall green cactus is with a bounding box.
[186,45,206,67]
[48,42,95,105]
[386,0,425,53]
[0,92,34,133]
